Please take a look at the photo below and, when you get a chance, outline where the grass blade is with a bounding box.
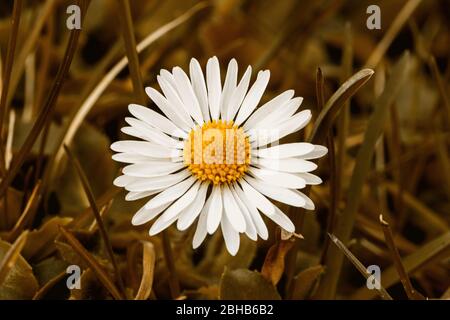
[116,0,146,104]
[64,144,126,296]
[0,0,88,199]
[48,2,208,187]
[379,215,425,299]
[328,233,393,300]
[318,52,410,299]
[59,226,123,300]
[352,231,450,299]
[308,68,374,144]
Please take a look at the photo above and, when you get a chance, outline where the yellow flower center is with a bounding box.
[183,120,251,185]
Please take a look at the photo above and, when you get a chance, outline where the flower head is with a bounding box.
[111,57,327,255]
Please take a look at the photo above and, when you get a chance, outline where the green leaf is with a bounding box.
[0,240,39,299]
[219,268,281,300]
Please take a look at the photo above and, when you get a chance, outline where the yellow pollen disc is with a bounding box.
[183,120,251,185]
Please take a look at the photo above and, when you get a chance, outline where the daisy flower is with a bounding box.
[111,57,327,255]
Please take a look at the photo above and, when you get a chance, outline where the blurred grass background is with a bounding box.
[0,0,448,300]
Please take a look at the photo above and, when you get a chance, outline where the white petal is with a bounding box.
[207,186,223,234]
[243,90,294,130]
[131,202,171,226]
[235,70,270,126]
[239,179,275,216]
[124,117,181,148]
[241,180,294,232]
[252,97,303,129]
[206,56,222,120]
[189,58,210,122]
[220,59,238,120]
[192,205,208,249]
[113,175,136,187]
[157,74,195,128]
[221,214,240,256]
[111,140,181,159]
[255,157,318,173]
[251,109,312,147]
[121,126,146,141]
[252,143,315,159]
[245,176,306,207]
[222,184,246,233]
[145,87,192,132]
[233,185,268,240]
[300,145,328,160]
[149,181,201,232]
[172,66,204,125]
[148,214,177,236]
[298,172,323,185]
[295,190,315,210]
[249,167,306,189]
[226,66,252,121]
[144,176,196,209]
[266,205,295,233]
[125,189,163,201]
[125,170,190,192]
[122,162,185,177]
[177,182,209,230]
[112,153,166,164]
[230,185,257,240]
[128,104,187,139]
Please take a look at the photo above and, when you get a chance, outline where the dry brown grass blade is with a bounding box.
[365,0,422,68]
[0,0,23,144]
[321,133,337,263]
[135,241,156,300]
[32,270,66,300]
[328,233,393,300]
[352,231,450,299]
[7,0,57,108]
[0,0,88,199]
[0,230,28,287]
[7,181,42,242]
[162,231,181,299]
[379,215,425,300]
[59,226,123,300]
[315,67,325,112]
[336,22,352,209]
[64,144,126,296]
[308,68,374,144]
[88,200,113,233]
[49,2,208,186]
[116,0,146,104]
[318,52,410,299]
[318,66,337,263]
[70,186,121,229]
[429,56,450,128]
[435,133,450,199]
[384,181,449,233]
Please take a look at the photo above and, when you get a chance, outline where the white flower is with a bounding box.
[111,57,327,256]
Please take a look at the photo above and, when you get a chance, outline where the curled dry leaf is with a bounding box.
[261,239,295,286]
[134,241,156,300]
[22,217,73,261]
